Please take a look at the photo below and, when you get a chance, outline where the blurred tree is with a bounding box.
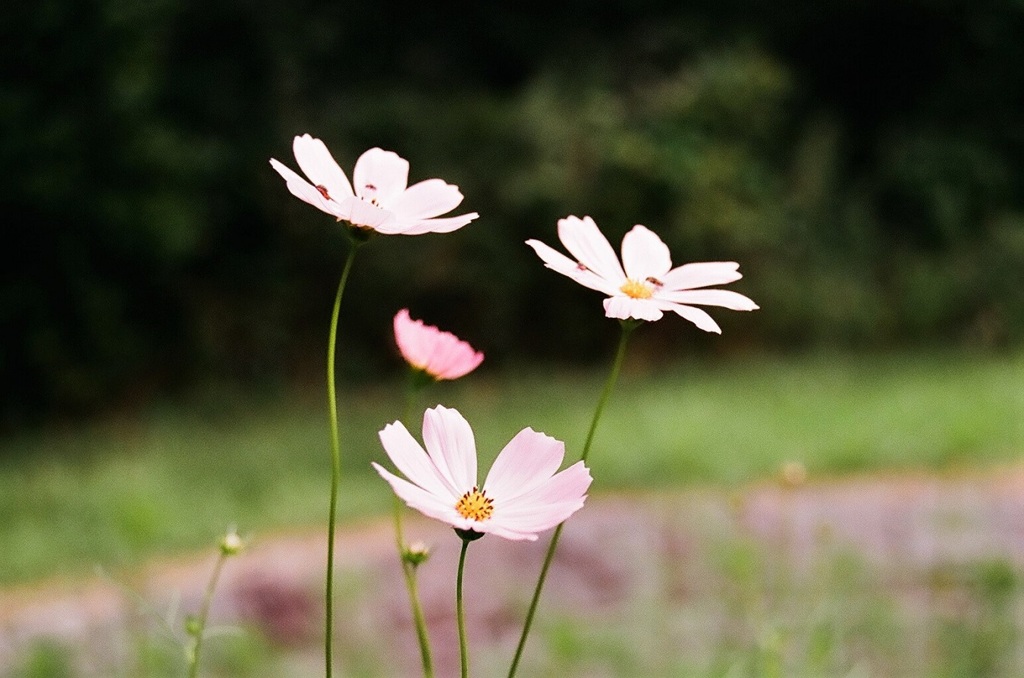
[3,0,1023,424]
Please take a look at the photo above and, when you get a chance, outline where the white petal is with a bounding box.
[334,196,395,230]
[482,428,564,504]
[661,262,742,291]
[660,302,722,333]
[603,296,664,322]
[384,212,478,235]
[378,421,459,499]
[270,159,346,217]
[291,134,355,201]
[557,216,626,283]
[372,463,461,525]
[621,225,672,280]
[663,289,759,311]
[525,240,621,296]
[422,405,477,492]
[390,179,465,221]
[352,148,409,206]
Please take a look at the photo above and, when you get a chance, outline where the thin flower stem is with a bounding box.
[324,244,360,678]
[187,550,229,678]
[395,376,435,678]
[506,322,635,678]
[456,538,472,678]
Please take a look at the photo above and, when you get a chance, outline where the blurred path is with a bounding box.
[2,466,1023,675]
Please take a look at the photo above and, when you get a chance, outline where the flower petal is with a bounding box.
[661,262,742,291]
[482,428,564,503]
[557,216,626,283]
[663,289,759,311]
[352,147,409,206]
[394,309,483,380]
[372,462,461,525]
[390,179,465,221]
[334,196,395,230]
[603,296,664,322]
[383,212,479,236]
[422,405,477,492]
[492,461,592,534]
[621,225,672,280]
[292,134,355,201]
[525,239,621,296]
[378,420,459,499]
[658,301,722,333]
[269,159,346,218]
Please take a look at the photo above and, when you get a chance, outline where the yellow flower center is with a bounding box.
[620,279,654,299]
[455,487,494,522]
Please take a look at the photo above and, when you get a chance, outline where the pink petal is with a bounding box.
[269,159,345,218]
[525,239,621,296]
[603,296,665,322]
[352,147,409,206]
[291,134,355,201]
[393,309,483,380]
[662,289,759,311]
[491,461,591,534]
[378,420,460,499]
[661,262,742,291]
[372,462,461,525]
[621,225,672,281]
[557,216,626,283]
[477,523,539,542]
[482,428,565,503]
[390,179,465,221]
[422,405,477,493]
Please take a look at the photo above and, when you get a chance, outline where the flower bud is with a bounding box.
[219,528,244,556]
[402,541,431,567]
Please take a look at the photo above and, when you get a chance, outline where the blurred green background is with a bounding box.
[5,0,1024,424]
[4,3,1024,675]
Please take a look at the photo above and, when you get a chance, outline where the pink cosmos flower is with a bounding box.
[526,215,758,332]
[372,405,592,541]
[394,309,484,381]
[270,134,478,235]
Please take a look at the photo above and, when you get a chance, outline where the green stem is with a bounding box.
[395,376,435,677]
[457,538,472,678]
[392,488,434,677]
[506,322,635,678]
[324,244,360,678]
[187,550,228,678]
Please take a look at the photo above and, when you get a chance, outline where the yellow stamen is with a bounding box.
[455,487,494,521]
[620,279,653,299]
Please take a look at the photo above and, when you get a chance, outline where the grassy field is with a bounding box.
[1,350,1022,585]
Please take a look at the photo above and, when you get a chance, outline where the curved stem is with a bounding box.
[507,322,635,678]
[324,244,360,678]
[456,538,472,678]
[187,550,228,678]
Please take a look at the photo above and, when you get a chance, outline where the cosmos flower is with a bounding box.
[372,405,592,541]
[394,309,483,381]
[526,215,758,332]
[270,134,478,235]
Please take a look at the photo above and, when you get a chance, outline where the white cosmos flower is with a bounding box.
[372,405,592,541]
[526,215,758,332]
[270,134,478,235]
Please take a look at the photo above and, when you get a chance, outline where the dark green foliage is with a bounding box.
[4,2,1024,420]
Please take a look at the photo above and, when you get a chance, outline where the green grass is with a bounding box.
[1,350,1022,584]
